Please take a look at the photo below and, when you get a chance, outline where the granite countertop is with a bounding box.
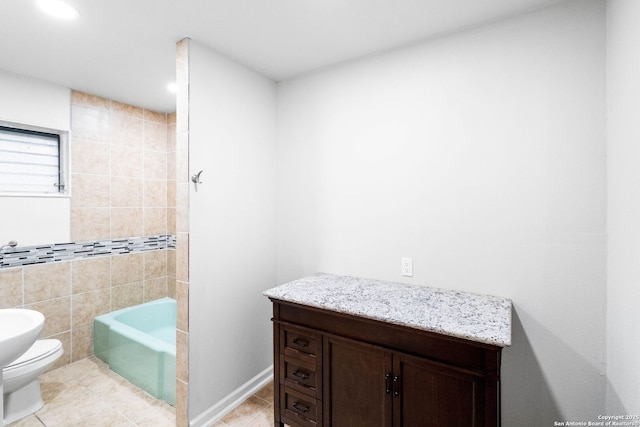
[264,273,512,347]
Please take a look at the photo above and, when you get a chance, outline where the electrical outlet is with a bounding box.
[401,258,413,277]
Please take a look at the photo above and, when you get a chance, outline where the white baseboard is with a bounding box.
[189,365,274,427]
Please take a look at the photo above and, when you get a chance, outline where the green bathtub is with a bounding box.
[94,297,176,406]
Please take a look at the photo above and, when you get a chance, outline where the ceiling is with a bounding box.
[0,0,564,113]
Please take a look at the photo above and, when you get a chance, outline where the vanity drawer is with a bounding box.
[281,387,321,427]
[281,326,320,359]
[281,356,320,398]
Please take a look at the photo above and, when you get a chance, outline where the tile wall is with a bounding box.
[70,91,174,241]
[0,91,177,369]
[175,37,190,427]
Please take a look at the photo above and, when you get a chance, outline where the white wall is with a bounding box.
[277,0,606,424]
[606,0,640,415]
[187,41,277,420]
[0,70,71,246]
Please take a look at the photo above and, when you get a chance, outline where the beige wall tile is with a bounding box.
[112,101,143,119]
[167,249,176,278]
[176,133,189,183]
[144,179,167,208]
[71,174,110,207]
[175,38,189,420]
[144,121,168,152]
[144,250,167,279]
[176,330,188,382]
[144,208,167,235]
[112,207,143,238]
[167,123,176,150]
[176,281,188,333]
[167,179,176,208]
[167,277,176,300]
[112,113,143,148]
[72,257,110,293]
[176,38,189,85]
[144,277,167,301]
[72,288,110,327]
[71,208,110,241]
[71,105,110,142]
[176,233,188,283]
[111,282,143,311]
[167,154,176,185]
[167,208,176,235]
[27,296,71,337]
[71,324,94,362]
[144,150,167,180]
[143,109,167,124]
[111,176,143,207]
[23,262,71,304]
[111,145,143,178]
[0,268,23,308]
[176,89,189,137]
[176,379,188,427]
[111,253,143,286]
[176,183,189,233]
[49,331,71,370]
[72,91,110,109]
[72,140,110,175]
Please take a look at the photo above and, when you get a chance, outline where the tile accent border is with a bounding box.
[0,234,176,269]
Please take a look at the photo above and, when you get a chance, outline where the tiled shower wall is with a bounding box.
[70,91,174,241]
[0,91,176,368]
[175,38,190,427]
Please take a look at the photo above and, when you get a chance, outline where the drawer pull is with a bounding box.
[292,402,310,413]
[393,375,400,397]
[292,338,309,347]
[292,369,310,380]
[385,373,391,394]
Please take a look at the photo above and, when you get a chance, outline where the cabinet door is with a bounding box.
[394,353,485,427]
[324,336,392,427]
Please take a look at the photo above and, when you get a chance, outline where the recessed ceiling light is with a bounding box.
[167,83,178,94]
[36,0,80,20]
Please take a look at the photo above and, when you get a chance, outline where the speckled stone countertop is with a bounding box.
[264,273,512,347]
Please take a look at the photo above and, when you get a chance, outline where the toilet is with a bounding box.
[2,339,63,425]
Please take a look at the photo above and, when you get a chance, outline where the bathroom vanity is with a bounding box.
[264,274,512,427]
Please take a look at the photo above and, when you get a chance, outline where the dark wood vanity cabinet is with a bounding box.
[270,300,503,427]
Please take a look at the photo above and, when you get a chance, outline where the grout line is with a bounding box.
[34,414,47,426]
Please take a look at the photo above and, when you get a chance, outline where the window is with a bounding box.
[0,124,68,195]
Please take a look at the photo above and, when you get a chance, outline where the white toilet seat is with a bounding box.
[3,339,63,378]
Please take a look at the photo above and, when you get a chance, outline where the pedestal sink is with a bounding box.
[0,309,44,426]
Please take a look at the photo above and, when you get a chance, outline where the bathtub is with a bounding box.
[94,297,176,406]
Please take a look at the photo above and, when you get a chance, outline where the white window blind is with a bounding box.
[0,125,63,194]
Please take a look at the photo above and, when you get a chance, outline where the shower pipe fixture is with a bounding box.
[0,240,18,252]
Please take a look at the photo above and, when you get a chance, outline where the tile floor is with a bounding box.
[209,383,275,427]
[6,356,276,427]
[8,357,175,427]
